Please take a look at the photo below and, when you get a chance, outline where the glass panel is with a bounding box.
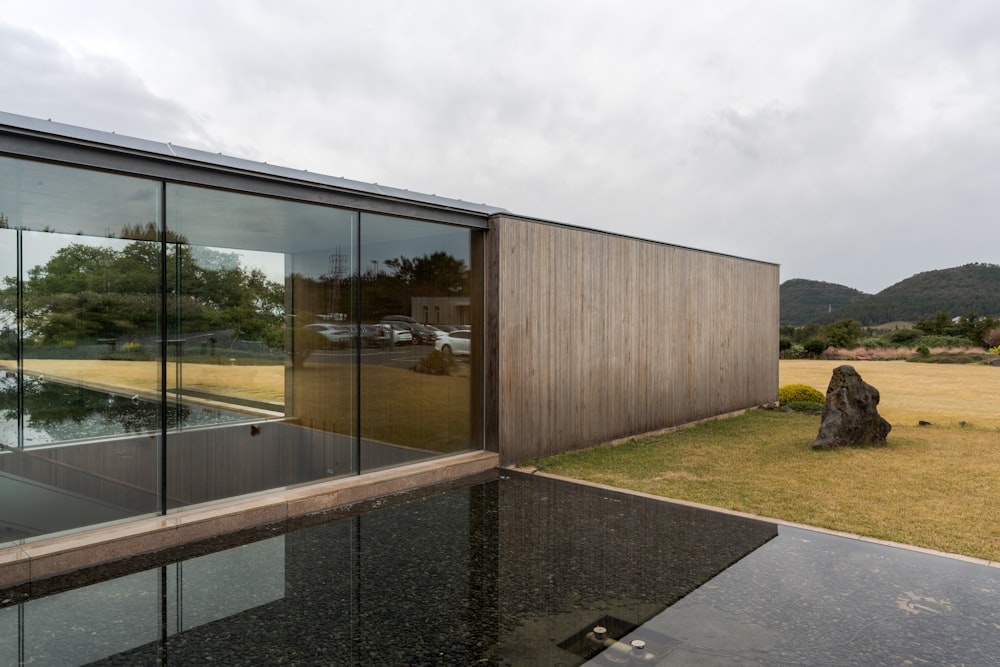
[23,568,161,664]
[0,215,11,365]
[0,605,13,666]
[0,157,162,542]
[359,214,478,470]
[166,184,357,508]
[166,536,286,634]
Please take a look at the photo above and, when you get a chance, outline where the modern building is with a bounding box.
[0,111,778,586]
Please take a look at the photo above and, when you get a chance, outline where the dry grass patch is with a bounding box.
[780,359,1000,429]
[536,361,1000,562]
[3,359,286,402]
[292,363,470,451]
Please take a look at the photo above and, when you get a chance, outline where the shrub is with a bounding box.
[907,350,995,364]
[781,343,806,359]
[914,335,974,349]
[785,400,825,413]
[888,328,922,345]
[858,336,885,349]
[803,339,828,357]
[413,349,456,376]
[291,328,328,368]
[916,345,930,357]
[825,319,862,348]
[778,383,825,406]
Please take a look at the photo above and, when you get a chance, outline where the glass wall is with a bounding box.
[359,213,479,471]
[0,156,163,539]
[164,184,359,507]
[0,155,483,543]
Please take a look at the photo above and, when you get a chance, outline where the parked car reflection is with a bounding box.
[304,323,351,347]
[376,322,413,346]
[407,323,438,345]
[434,330,471,356]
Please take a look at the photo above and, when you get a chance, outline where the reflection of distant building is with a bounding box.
[411,296,470,325]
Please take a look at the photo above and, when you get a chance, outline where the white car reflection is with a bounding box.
[434,330,471,356]
[304,323,351,346]
[376,322,413,345]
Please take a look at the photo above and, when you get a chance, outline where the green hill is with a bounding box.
[820,263,1000,325]
[780,279,868,326]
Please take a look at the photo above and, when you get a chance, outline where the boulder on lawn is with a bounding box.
[812,365,891,450]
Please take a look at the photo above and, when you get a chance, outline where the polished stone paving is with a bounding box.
[583,525,999,665]
[1,470,997,665]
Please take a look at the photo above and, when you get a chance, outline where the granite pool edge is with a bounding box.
[514,466,1000,570]
[0,451,499,589]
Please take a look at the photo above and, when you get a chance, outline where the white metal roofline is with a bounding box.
[0,110,508,217]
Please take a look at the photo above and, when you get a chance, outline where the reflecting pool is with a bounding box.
[1,471,997,665]
[0,374,249,448]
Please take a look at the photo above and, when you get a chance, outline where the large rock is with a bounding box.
[812,365,891,450]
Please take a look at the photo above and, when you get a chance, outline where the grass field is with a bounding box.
[534,360,1000,562]
[5,356,999,560]
[780,359,1000,429]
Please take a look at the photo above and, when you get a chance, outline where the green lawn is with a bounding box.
[532,362,1000,562]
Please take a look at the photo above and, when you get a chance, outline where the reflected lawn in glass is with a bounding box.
[3,472,997,666]
[2,359,286,405]
[295,356,470,451]
[358,213,476,463]
[14,350,476,451]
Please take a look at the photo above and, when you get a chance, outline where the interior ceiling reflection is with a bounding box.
[0,156,159,238]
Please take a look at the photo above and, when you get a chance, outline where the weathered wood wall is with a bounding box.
[489,215,779,465]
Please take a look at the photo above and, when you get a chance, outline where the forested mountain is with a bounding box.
[783,264,1000,326]
[819,264,1000,325]
[779,279,868,326]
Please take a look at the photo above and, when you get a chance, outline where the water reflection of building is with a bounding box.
[1,473,778,665]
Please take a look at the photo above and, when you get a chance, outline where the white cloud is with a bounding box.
[0,22,213,146]
[2,0,999,293]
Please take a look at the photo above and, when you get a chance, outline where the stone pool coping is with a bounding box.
[6,450,993,593]
[515,467,1000,571]
[0,450,498,589]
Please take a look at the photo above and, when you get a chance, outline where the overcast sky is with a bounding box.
[3,0,998,293]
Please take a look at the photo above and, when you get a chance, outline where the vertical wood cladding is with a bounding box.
[490,216,778,465]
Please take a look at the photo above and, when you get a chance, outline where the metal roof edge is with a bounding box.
[0,110,508,217]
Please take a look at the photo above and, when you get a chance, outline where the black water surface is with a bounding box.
[1,471,997,665]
